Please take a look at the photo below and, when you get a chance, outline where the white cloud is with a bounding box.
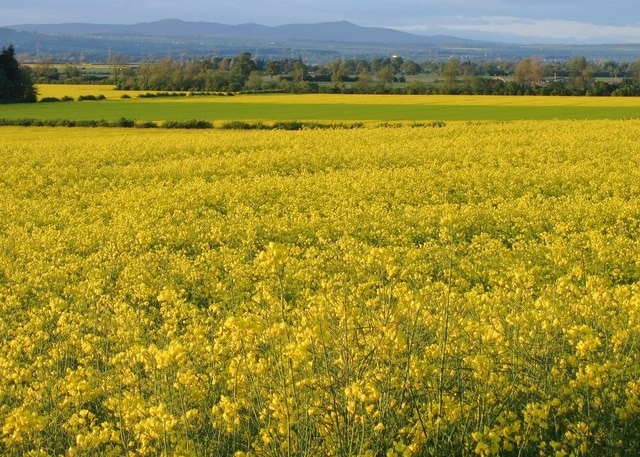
[393,16,640,43]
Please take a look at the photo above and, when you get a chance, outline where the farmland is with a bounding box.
[1,95,640,455]
[0,85,639,122]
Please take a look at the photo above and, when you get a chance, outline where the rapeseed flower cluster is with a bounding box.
[1,121,640,455]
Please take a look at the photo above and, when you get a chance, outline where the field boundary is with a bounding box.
[0,118,448,130]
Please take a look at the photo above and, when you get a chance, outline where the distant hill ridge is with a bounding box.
[8,19,475,45]
[5,19,640,62]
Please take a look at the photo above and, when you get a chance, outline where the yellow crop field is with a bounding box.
[204,93,640,107]
[37,84,640,107]
[1,120,640,456]
[36,84,154,100]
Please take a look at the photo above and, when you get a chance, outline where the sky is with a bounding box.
[2,0,640,44]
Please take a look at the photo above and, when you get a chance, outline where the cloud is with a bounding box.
[393,16,640,43]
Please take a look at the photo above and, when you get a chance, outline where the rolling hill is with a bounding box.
[3,19,640,62]
[7,19,473,44]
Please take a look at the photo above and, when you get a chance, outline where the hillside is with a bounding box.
[8,19,471,44]
[4,19,640,62]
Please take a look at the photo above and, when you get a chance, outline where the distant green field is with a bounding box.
[4,90,640,122]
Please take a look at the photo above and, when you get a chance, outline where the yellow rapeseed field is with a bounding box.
[37,84,640,106]
[36,84,155,100]
[1,120,640,456]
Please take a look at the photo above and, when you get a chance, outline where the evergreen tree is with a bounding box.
[0,45,38,103]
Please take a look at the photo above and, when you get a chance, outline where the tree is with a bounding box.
[602,60,621,82]
[109,54,130,87]
[377,65,393,91]
[217,57,231,72]
[406,80,428,94]
[32,60,60,83]
[244,70,263,91]
[567,56,593,93]
[63,64,81,80]
[513,57,543,87]
[230,52,256,85]
[205,70,232,91]
[0,45,37,103]
[402,60,420,76]
[183,59,203,90]
[329,60,348,91]
[144,58,179,90]
[628,60,640,84]
[290,59,307,83]
[265,60,282,79]
[441,58,461,93]
[390,55,403,73]
[353,71,372,93]
[370,57,389,72]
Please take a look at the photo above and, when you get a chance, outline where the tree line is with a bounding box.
[9,45,640,100]
[101,53,640,96]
